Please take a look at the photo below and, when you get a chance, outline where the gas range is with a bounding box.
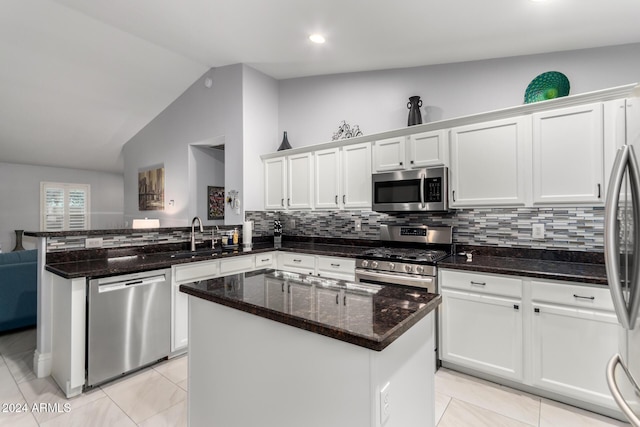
[355,224,452,292]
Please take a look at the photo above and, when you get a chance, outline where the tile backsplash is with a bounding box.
[245,207,604,252]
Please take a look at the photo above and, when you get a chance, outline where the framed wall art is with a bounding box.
[208,186,225,220]
[138,165,165,211]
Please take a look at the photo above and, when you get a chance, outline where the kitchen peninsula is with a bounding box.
[180,269,441,427]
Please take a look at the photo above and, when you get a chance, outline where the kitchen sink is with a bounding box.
[168,249,220,259]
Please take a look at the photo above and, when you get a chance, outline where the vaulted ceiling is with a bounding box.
[2,0,640,173]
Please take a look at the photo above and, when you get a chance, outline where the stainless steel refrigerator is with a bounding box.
[605,97,640,426]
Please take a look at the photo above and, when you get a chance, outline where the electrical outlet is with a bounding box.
[532,223,545,239]
[354,219,362,231]
[287,219,296,229]
[380,382,391,424]
[85,237,103,248]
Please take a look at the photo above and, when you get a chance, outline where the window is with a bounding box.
[40,182,90,231]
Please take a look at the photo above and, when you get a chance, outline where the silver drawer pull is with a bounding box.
[573,294,595,300]
[470,281,486,286]
[330,263,340,268]
[293,259,302,263]
[261,258,270,262]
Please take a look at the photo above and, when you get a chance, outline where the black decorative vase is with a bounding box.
[277,131,292,151]
[12,230,25,252]
[407,96,423,126]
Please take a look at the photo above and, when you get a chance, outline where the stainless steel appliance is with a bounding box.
[605,97,640,426]
[87,269,171,387]
[355,224,452,292]
[372,166,449,212]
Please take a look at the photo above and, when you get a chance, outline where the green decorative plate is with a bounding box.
[524,71,570,103]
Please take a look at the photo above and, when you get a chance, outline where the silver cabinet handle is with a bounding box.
[343,295,347,306]
[335,294,339,304]
[573,294,595,300]
[261,258,270,262]
[335,195,338,205]
[293,259,302,263]
[281,198,284,207]
[607,354,640,426]
[343,195,346,204]
[330,263,340,268]
[287,198,290,206]
[597,183,601,199]
[452,190,456,202]
[470,281,486,286]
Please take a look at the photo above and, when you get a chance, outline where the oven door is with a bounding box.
[355,268,436,293]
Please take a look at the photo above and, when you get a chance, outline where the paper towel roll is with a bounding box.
[243,221,253,247]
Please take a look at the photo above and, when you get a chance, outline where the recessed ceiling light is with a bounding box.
[309,34,326,44]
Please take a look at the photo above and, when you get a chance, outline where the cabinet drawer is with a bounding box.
[279,252,315,274]
[440,269,522,298]
[531,280,614,311]
[255,252,275,268]
[316,256,355,280]
[173,260,219,283]
[220,255,255,274]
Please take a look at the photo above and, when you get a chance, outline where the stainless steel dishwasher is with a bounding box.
[87,269,170,387]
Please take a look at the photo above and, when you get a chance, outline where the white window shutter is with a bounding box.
[44,187,65,231]
[41,182,90,231]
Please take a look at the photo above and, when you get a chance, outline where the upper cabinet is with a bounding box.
[532,103,604,205]
[449,117,529,207]
[315,142,372,209]
[373,130,448,172]
[264,153,313,210]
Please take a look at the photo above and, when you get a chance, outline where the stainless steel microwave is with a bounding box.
[372,166,449,212]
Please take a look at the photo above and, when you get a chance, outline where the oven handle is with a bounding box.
[355,269,434,289]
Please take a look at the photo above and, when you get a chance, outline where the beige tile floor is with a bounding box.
[0,328,631,426]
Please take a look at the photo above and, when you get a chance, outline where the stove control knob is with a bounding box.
[404,265,413,273]
[361,260,369,268]
[416,266,424,274]
[371,261,379,268]
[388,263,395,270]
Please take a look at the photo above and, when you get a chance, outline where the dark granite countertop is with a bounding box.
[439,254,608,286]
[44,239,372,279]
[179,269,441,351]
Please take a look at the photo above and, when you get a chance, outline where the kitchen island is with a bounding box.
[180,269,441,427]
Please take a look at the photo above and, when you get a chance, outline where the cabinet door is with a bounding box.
[264,277,286,312]
[172,281,188,352]
[532,103,604,204]
[409,130,448,167]
[264,157,287,210]
[342,142,372,208]
[287,152,313,209]
[314,148,341,209]
[316,255,356,281]
[288,283,314,321]
[440,288,523,381]
[343,293,373,336]
[373,136,406,172]
[450,117,529,207]
[316,288,342,328]
[531,302,618,408]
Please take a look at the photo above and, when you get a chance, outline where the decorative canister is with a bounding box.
[277,131,292,151]
[407,96,423,126]
[12,230,25,251]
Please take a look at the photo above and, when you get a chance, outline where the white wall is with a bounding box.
[242,65,279,211]
[278,43,640,148]
[0,162,123,251]
[123,64,244,226]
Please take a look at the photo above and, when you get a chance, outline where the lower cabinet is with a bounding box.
[439,269,620,413]
[440,270,523,381]
[529,280,618,409]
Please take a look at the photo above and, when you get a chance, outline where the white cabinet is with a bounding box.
[532,103,604,204]
[530,280,618,408]
[343,293,373,336]
[277,252,316,275]
[316,255,356,281]
[264,153,313,210]
[373,131,448,172]
[440,270,523,381]
[314,142,372,209]
[450,117,529,207]
[264,157,287,210]
[341,142,372,208]
[373,136,406,171]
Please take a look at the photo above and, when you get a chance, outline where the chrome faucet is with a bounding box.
[191,216,203,252]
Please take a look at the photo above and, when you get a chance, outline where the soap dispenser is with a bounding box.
[232,228,239,245]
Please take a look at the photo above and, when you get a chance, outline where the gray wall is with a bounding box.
[0,162,124,251]
[278,43,640,148]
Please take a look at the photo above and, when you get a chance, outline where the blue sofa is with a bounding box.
[0,249,37,333]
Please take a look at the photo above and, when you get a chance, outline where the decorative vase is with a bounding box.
[277,131,292,151]
[12,230,24,252]
[407,96,423,126]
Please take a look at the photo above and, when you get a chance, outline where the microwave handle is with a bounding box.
[420,174,425,208]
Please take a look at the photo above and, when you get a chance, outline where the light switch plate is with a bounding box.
[354,219,362,231]
[532,224,545,239]
[85,237,103,248]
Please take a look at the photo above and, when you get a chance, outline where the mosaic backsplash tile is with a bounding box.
[246,207,605,252]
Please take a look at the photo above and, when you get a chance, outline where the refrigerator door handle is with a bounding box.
[607,353,640,427]
[626,144,640,326]
[606,145,633,329]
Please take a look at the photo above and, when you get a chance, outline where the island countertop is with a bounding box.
[179,268,441,351]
